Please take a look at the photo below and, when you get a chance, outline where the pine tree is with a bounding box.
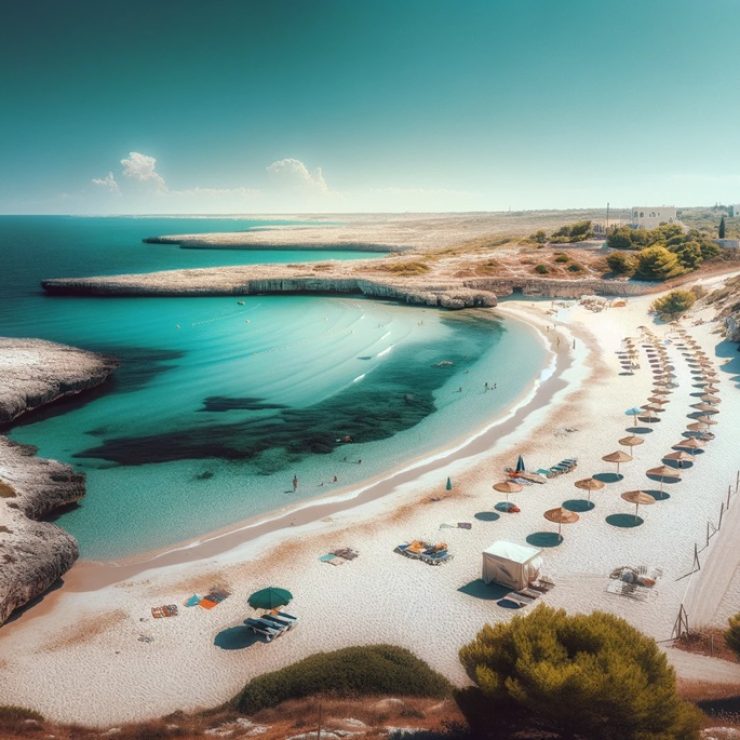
[719,215,726,239]
[458,604,702,739]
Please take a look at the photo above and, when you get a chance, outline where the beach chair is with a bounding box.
[275,610,299,624]
[261,613,294,631]
[245,618,282,642]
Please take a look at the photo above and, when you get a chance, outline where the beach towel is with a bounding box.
[319,553,337,562]
[185,594,202,607]
[199,598,218,610]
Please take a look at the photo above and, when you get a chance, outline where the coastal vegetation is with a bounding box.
[548,220,593,243]
[651,289,699,320]
[457,605,702,739]
[634,245,686,281]
[234,645,451,713]
[607,223,721,279]
[606,251,637,275]
[726,613,740,659]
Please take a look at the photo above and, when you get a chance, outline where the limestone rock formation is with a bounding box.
[0,338,117,625]
[0,337,118,424]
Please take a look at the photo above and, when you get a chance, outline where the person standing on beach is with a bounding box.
[292,475,298,492]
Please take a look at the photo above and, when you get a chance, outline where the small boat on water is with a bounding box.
[237,300,245,305]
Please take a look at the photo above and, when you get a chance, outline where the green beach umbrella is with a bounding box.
[248,587,293,610]
[446,477,453,491]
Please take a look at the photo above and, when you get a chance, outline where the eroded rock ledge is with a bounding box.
[41,264,662,306]
[0,339,117,626]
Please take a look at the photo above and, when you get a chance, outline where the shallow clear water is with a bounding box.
[1,217,547,559]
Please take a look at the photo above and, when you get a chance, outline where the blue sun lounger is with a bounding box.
[245,617,284,641]
[261,613,295,630]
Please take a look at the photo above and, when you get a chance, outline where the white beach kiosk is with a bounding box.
[482,540,543,591]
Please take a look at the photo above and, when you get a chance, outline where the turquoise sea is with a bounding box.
[0,217,547,559]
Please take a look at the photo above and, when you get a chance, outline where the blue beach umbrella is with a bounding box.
[625,407,642,422]
[515,455,526,473]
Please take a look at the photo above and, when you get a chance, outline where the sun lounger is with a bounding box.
[499,593,532,608]
[457,522,472,530]
[245,618,282,641]
[261,613,294,630]
[333,547,359,560]
[275,610,298,623]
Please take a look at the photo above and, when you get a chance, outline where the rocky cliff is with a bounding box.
[41,263,669,306]
[0,338,118,424]
[0,339,117,626]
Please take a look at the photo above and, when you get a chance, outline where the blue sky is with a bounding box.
[1,0,739,214]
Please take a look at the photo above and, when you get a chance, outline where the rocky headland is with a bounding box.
[41,261,662,306]
[0,339,117,625]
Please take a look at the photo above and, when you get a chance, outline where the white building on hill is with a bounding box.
[630,206,677,229]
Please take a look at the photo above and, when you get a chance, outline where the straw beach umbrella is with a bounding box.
[544,507,579,542]
[602,450,632,475]
[673,438,703,451]
[493,480,523,501]
[691,403,719,414]
[619,435,645,457]
[574,477,605,503]
[663,450,694,468]
[621,490,655,522]
[695,415,718,426]
[647,465,681,495]
[700,394,721,404]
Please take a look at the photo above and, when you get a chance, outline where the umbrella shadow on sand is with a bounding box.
[562,499,595,513]
[214,626,260,650]
[474,511,501,522]
[593,472,623,484]
[458,579,510,600]
[606,514,643,528]
[526,532,562,548]
[644,488,670,501]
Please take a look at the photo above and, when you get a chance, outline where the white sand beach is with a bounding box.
[0,276,738,726]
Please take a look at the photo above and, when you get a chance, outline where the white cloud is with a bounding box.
[91,171,120,193]
[120,151,166,190]
[266,158,329,193]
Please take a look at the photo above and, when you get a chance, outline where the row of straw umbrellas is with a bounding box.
[493,324,721,542]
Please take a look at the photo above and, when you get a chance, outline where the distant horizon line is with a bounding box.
[0,204,730,219]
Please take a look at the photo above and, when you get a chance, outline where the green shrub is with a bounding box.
[534,264,549,274]
[0,706,45,732]
[235,645,451,714]
[567,262,583,272]
[651,290,697,319]
[606,252,636,275]
[606,226,636,249]
[458,604,702,740]
[553,254,570,263]
[726,612,740,658]
[672,241,704,269]
[530,230,547,244]
[550,221,593,244]
[634,246,685,280]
